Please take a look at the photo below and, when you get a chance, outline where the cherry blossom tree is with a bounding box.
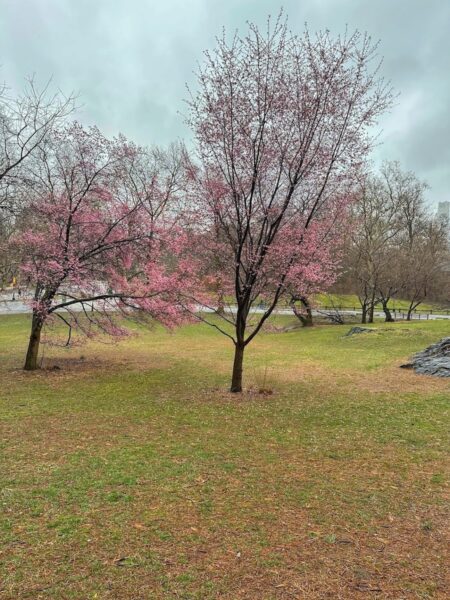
[13,123,190,370]
[286,222,344,326]
[186,15,393,392]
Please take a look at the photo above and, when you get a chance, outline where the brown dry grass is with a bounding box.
[1,315,449,599]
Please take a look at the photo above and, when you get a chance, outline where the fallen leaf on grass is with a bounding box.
[354,584,382,593]
[114,557,140,567]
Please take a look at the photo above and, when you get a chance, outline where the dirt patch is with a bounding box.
[352,363,450,394]
[272,359,450,396]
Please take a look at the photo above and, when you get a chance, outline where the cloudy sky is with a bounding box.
[1,0,448,207]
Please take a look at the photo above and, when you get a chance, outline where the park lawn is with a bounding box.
[0,315,449,599]
[311,293,441,312]
[221,293,441,312]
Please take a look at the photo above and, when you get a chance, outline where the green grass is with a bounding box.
[311,292,442,311]
[0,315,449,599]
[218,292,446,313]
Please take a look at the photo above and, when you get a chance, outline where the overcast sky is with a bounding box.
[1,0,448,207]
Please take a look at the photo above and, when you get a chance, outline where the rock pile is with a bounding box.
[401,337,450,377]
[345,326,374,336]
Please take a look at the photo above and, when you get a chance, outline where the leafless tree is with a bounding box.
[346,168,404,322]
[399,217,449,319]
[0,77,74,289]
[0,77,74,195]
[342,162,448,321]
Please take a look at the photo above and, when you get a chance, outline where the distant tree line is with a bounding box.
[334,162,449,323]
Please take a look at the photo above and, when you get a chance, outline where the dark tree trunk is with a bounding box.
[24,313,44,371]
[382,300,394,322]
[230,342,245,393]
[290,295,313,327]
[230,301,249,393]
[299,296,313,327]
[360,300,368,324]
[297,312,313,327]
[361,306,367,323]
[367,287,377,323]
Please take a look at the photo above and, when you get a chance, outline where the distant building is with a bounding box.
[437,203,450,271]
[437,201,450,221]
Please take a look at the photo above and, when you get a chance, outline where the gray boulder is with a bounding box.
[345,326,374,336]
[400,337,450,377]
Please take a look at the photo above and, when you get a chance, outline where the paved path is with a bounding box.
[1,299,449,320]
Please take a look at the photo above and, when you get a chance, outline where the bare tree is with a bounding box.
[400,217,449,319]
[0,77,74,191]
[346,170,404,322]
[341,162,448,322]
[0,78,74,289]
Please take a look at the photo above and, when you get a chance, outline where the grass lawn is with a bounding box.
[0,315,449,599]
[221,293,444,312]
[311,293,443,312]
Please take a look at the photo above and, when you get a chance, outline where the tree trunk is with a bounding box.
[24,313,44,371]
[368,287,377,323]
[361,302,367,324]
[382,301,394,322]
[290,296,313,327]
[216,290,225,316]
[230,342,245,393]
[406,308,413,321]
[299,296,313,327]
[296,313,313,327]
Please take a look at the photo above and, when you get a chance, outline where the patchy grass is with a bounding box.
[1,315,449,599]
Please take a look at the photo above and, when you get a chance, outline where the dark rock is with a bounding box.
[401,337,450,377]
[345,326,375,336]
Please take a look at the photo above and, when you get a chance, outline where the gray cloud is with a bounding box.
[0,0,448,207]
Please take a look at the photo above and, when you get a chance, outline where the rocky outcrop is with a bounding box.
[345,327,375,336]
[401,337,450,377]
